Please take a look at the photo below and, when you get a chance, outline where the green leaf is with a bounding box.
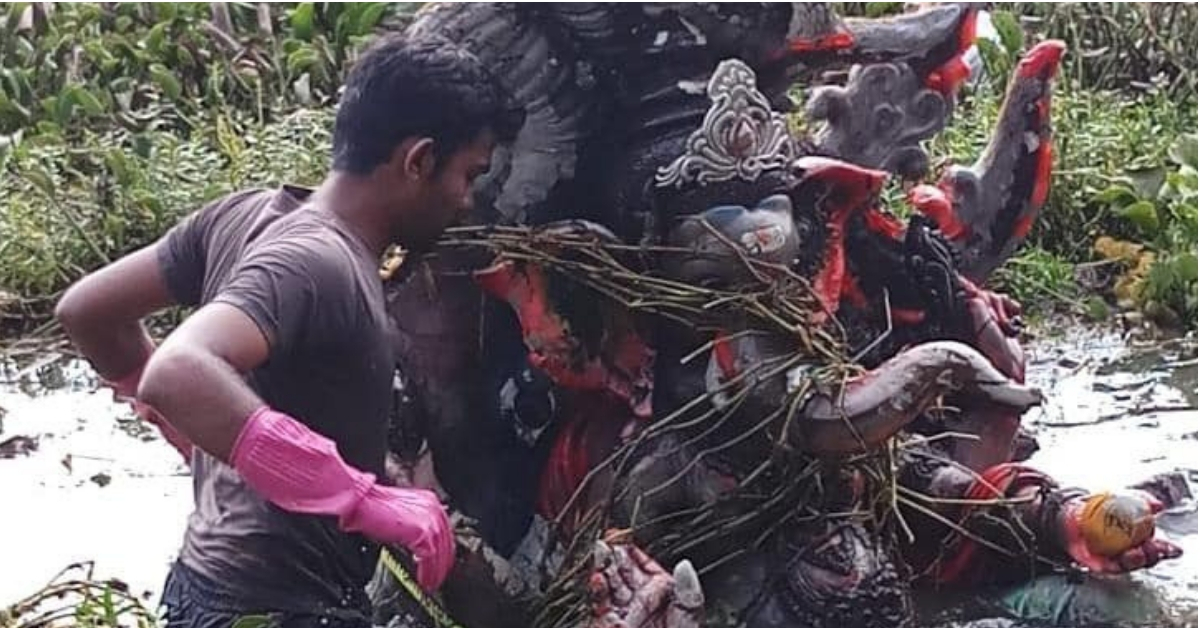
[104,148,131,184]
[69,85,104,115]
[16,32,36,59]
[975,38,1009,77]
[1118,200,1160,233]
[1175,169,1198,196]
[282,37,303,54]
[1127,166,1165,200]
[354,3,387,35]
[155,3,177,22]
[149,63,182,100]
[1169,133,1198,169]
[33,120,59,136]
[1094,184,1136,206]
[14,70,32,103]
[83,41,114,66]
[176,45,196,69]
[1175,252,1199,285]
[1,70,22,103]
[1083,296,1109,322]
[146,22,168,53]
[334,10,352,45]
[286,47,317,75]
[991,10,1025,56]
[52,94,74,125]
[5,2,29,33]
[131,133,153,159]
[22,164,55,197]
[0,96,31,124]
[290,3,315,40]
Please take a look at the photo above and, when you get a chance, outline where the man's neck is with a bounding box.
[310,172,393,258]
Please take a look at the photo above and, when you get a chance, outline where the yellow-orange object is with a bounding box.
[1078,492,1156,557]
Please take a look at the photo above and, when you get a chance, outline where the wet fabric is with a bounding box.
[155,185,397,611]
[161,560,375,628]
[993,574,1170,626]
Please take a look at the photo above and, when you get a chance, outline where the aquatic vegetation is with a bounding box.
[0,2,418,328]
[932,7,1197,326]
[1087,135,1199,327]
[0,3,419,136]
[1,563,158,628]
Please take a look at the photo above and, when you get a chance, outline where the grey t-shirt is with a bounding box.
[155,185,395,611]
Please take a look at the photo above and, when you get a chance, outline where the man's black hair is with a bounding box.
[332,33,518,175]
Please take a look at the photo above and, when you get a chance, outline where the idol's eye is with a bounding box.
[794,219,812,244]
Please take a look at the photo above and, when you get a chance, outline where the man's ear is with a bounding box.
[400,137,437,180]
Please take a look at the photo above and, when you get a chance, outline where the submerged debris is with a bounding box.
[0,435,37,459]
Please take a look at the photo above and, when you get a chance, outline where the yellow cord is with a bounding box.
[378,548,467,628]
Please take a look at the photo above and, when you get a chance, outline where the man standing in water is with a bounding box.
[54,33,512,627]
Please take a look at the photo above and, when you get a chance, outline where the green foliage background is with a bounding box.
[0,2,419,327]
[0,2,1196,331]
[941,4,1198,327]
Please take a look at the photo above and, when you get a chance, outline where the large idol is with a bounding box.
[375,5,1184,628]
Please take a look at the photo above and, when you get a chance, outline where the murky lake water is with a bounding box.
[1022,329,1197,616]
[1,327,1196,625]
[0,358,191,607]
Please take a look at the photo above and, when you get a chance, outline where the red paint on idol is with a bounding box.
[841,272,869,309]
[908,184,969,240]
[890,308,927,326]
[1017,40,1066,80]
[794,157,889,321]
[864,208,906,240]
[925,7,978,96]
[1029,142,1054,211]
[787,31,855,54]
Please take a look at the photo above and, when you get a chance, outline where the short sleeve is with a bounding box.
[210,229,351,359]
[156,203,213,306]
[155,190,259,306]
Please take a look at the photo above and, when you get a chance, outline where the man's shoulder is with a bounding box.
[208,184,312,220]
[247,210,363,285]
[256,206,341,250]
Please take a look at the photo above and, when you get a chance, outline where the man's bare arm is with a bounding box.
[136,302,271,463]
[55,245,175,380]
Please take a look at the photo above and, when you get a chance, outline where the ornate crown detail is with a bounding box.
[655,58,797,189]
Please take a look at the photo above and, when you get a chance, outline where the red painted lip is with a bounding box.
[1017,40,1066,80]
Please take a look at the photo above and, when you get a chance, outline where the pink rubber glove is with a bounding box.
[107,365,194,462]
[230,407,455,591]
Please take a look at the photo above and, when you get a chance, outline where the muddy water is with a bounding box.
[0,358,192,605]
[0,328,1196,625]
[1023,329,1197,609]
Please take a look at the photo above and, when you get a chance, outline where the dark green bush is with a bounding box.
[0,3,418,137]
[0,107,334,301]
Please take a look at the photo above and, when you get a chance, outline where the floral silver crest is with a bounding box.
[655,59,796,189]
